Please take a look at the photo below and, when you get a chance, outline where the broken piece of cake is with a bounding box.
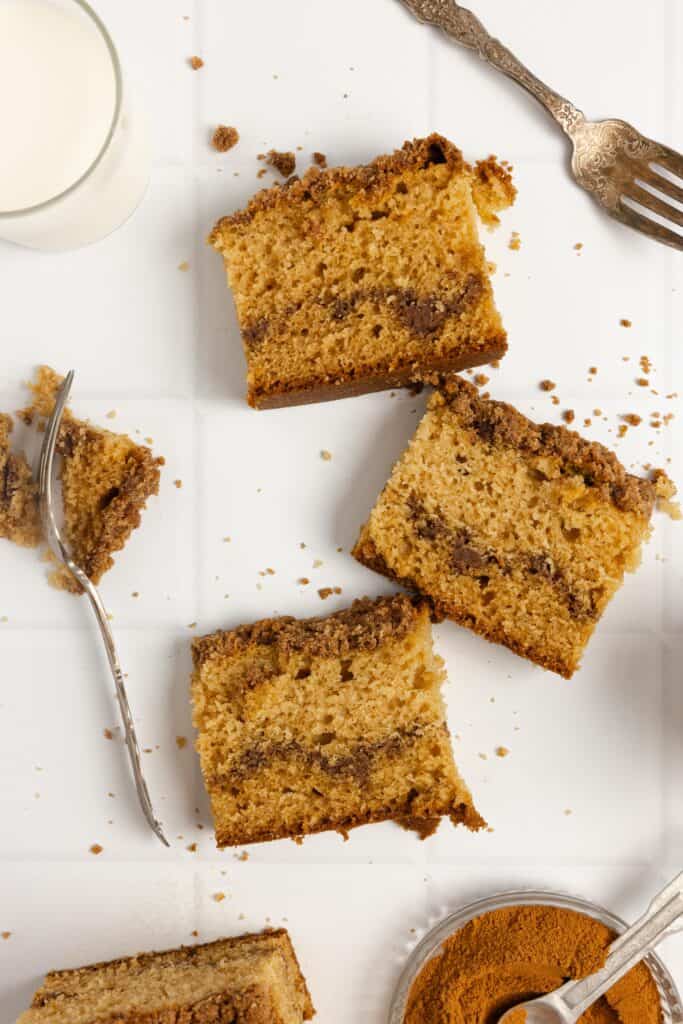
[353,377,659,679]
[17,930,314,1024]
[26,366,164,592]
[191,594,483,847]
[209,134,515,408]
[0,413,40,547]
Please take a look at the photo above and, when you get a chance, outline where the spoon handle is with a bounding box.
[563,873,683,1018]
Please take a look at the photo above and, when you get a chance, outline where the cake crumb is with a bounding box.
[298,577,310,586]
[188,56,204,70]
[191,930,199,937]
[105,410,117,419]
[186,842,197,853]
[178,261,190,272]
[473,373,489,387]
[562,409,575,424]
[495,746,510,758]
[623,414,642,427]
[489,359,500,369]
[617,424,628,438]
[257,168,267,179]
[574,242,583,251]
[620,318,632,328]
[583,418,592,427]
[539,379,556,392]
[636,378,649,387]
[312,151,327,168]
[103,728,113,740]
[263,149,296,177]
[318,587,333,600]
[235,851,249,861]
[89,843,103,855]
[174,479,183,489]
[640,355,652,375]
[564,808,573,816]
[1,932,10,940]
[213,892,226,903]
[652,469,681,520]
[187,621,197,629]
[212,124,239,153]
[588,366,598,375]
[320,449,332,461]
[508,231,521,251]
[313,559,323,568]
[176,736,188,750]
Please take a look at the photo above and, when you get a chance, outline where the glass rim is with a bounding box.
[388,887,683,1024]
[0,0,122,218]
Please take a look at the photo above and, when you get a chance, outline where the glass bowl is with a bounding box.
[388,889,683,1024]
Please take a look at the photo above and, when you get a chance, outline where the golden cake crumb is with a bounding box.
[620,318,632,328]
[298,577,310,586]
[178,261,190,272]
[189,55,203,69]
[89,844,103,855]
[623,414,642,427]
[636,378,649,387]
[213,892,226,902]
[186,842,197,852]
[103,729,114,740]
[562,409,575,424]
[473,373,489,387]
[495,746,510,758]
[640,355,652,375]
[1,932,10,940]
[312,151,327,168]
[212,124,240,153]
[318,587,333,600]
[574,242,583,251]
[320,450,332,461]
[176,736,188,749]
[540,379,556,392]
[264,149,296,177]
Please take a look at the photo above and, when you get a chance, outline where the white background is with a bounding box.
[0,1,682,1020]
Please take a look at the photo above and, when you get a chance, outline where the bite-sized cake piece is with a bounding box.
[27,366,164,593]
[209,134,515,408]
[0,413,40,547]
[353,377,658,679]
[191,594,483,847]
[17,930,314,1024]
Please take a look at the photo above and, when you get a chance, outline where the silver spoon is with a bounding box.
[499,872,683,1023]
[399,0,683,250]
[38,370,169,847]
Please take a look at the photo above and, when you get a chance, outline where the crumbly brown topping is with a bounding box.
[263,149,296,177]
[211,125,239,153]
[437,376,655,517]
[192,594,423,666]
[312,151,327,168]
[211,134,472,239]
[188,55,204,70]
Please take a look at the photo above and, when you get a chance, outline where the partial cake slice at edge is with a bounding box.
[0,412,41,548]
[17,930,315,1024]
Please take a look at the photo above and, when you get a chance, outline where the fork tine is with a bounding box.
[652,143,683,183]
[614,200,683,250]
[639,165,683,206]
[621,182,683,229]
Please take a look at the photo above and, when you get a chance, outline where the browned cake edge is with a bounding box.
[434,375,656,517]
[351,532,579,679]
[247,346,506,409]
[35,930,314,1022]
[192,594,425,667]
[0,412,41,547]
[214,797,485,849]
[210,133,502,241]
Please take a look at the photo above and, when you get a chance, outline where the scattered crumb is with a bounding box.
[318,587,333,600]
[213,892,226,903]
[508,231,521,251]
[1,932,10,940]
[551,395,560,405]
[262,149,296,177]
[174,479,183,489]
[473,373,489,387]
[489,359,500,369]
[539,379,556,392]
[562,409,575,424]
[298,577,310,586]
[313,559,323,568]
[583,418,592,427]
[640,356,652,375]
[257,168,267,179]
[588,366,598,375]
[186,842,198,853]
[495,746,510,758]
[178,261,190,272]
[652,469,681,520]
[620,318,632,328]
[636,378,649,387]
[176,736,188,750]
[191,930,199,937]
[131,591,139,598]
[188,56,204,70]
[105,410,116,419]
[212,125,239,153]
[617,424,628,438]
[593,408,602,417]
[320,449,332,461]
[223,536,231,542]
[485,826,495,833]
[187,621,197,629]
[478,752,488,760]
[622,414,642,427]
[103,728,114,740]
[235,851,249,861]
[89,844,103,855]
[574,242,583,251]
[564,809,573,816]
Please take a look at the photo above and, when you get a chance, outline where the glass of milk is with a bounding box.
[0,0,150,250]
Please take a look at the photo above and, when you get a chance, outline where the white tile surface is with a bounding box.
[0,1,682,1021]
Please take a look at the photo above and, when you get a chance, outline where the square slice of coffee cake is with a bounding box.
[353,377,658,678]
[18,930,314,1024]
[191,594,482,846]
[210,134,514,408]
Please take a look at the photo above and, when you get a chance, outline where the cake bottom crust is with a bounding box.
[214,796,485,848]
[353,535,581,680]
[247,344,506,409]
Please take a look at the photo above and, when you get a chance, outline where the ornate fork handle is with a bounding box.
[402,0,585,136]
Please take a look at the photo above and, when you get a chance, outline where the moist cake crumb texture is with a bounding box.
[353,377,657,679]
[17,930,314,1024]
[0,412,41,548]
[209,134,515,408]
[212,124,240,152]
[191,594,483,847]
[27,366,164,593]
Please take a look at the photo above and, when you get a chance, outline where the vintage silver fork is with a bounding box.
[399,0,683,250]
[38,370,169,847]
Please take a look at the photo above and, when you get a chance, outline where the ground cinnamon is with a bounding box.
[403,905,662,1024]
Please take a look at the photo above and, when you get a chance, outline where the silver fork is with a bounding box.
[399,0,683,249]
[38,370,169,847]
